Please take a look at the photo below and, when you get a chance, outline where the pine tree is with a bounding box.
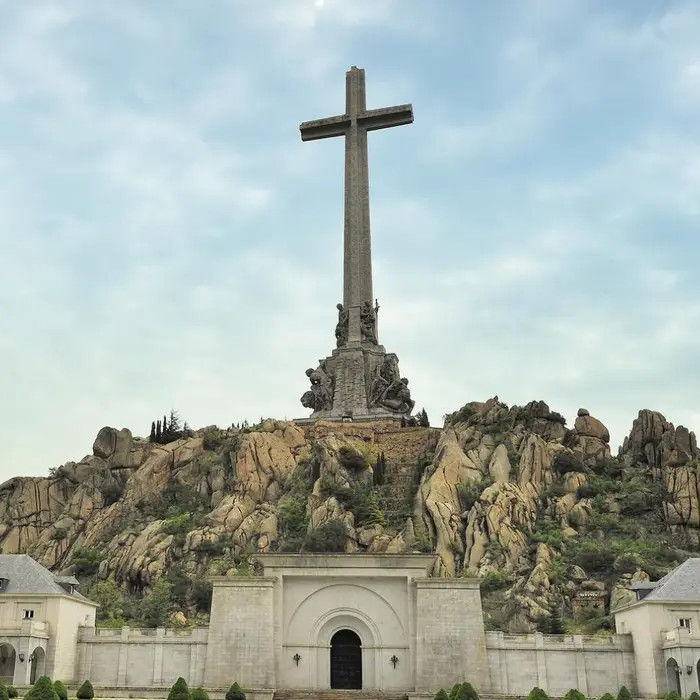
[549,605,565,634]
[169,409,182,434]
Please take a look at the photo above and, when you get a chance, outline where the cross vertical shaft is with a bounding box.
[344,68,372,330]
[300,66,413,345]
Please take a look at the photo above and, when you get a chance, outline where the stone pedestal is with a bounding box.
[299,339,414,421]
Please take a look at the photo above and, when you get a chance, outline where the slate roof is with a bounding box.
[644,558,700,602]
[0,554,89,600]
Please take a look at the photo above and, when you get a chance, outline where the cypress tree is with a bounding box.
[150,421,156,442]
[156,420,162,441]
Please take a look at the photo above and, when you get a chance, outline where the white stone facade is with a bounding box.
[16,552,700,698]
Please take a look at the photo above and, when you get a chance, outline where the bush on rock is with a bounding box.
[76,680,94,700]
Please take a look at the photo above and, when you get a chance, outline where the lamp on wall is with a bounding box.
[390,655,399,669]
[686,665,693,675]
[293,653,301,666]
[18,654,24,663]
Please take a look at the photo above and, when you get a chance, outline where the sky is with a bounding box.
[1,0,699,478]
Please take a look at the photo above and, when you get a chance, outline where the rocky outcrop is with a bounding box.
[0,401,697,633]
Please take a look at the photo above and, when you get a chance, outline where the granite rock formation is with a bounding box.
[0,400,697,633]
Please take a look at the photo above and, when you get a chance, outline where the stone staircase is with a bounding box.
[273,691,408,700]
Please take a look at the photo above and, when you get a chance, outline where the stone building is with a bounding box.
[7,552,700,697]
[614,558,700,698]
[0,554,96,686]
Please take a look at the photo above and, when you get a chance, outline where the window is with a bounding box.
[679,618,692,632]
[23,609,34,619]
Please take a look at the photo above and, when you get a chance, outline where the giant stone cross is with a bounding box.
[299,67,416,421]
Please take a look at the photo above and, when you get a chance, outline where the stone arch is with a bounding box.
[315,611,377,689]
[0,643,16,684]
[697,659,700,691]
[667,658,681,695]
[30,647,45,685]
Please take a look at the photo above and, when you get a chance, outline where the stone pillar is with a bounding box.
[203,578,276,690]
[414,579,489,693]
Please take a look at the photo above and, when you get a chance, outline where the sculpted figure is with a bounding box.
[335,303,349,347]
[381,377,415,413]
[368,354,413,414]
[300,361,334,412]
[360,300,377,344]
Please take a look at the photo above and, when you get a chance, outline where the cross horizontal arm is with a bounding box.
[358,104,413,131]
[300,114,351,141]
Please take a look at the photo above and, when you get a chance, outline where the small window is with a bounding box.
[23,609,34,619]
[679,618,692,632]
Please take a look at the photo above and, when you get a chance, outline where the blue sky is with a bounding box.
[1,0,699,477]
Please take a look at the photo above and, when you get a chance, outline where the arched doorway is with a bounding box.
[667,658,681,694]
[0,644,16,684]
[29,647,45,685]
[330,629,362,689]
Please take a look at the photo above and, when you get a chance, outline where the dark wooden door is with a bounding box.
[330,629,362,689]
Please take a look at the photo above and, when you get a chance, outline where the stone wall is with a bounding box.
[203,578,275,690]
[76,626,208,688]
[484,631,637,697]
[414,579,489,693]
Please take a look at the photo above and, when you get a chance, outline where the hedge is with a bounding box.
[53,681,68,700]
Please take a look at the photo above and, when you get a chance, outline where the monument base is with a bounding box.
[299,342,414,421]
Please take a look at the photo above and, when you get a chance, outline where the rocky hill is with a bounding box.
[1,398,698,633]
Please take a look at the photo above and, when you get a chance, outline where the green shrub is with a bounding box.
[225,682,246,700]
[526,688,549,700]
[449,685,461,700]
[303,520,347,552]
[76,680,94,700]
[599,694,616,700]
[616,686,632,700]
[457,683,479,700]
[191,688,210,700]
[7,687,17,699]
[167,677,189,700]
[53,681,68,700]
[71,548,102,578]
[0,684,9,700]
[553,453,585,474]
[664,693,681,700]
[26,677,59,700]
[688,692,700,700]
[564,690,585,700]
[338,446,367,471]
[435,691,449,700]
[480,571,510,593]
